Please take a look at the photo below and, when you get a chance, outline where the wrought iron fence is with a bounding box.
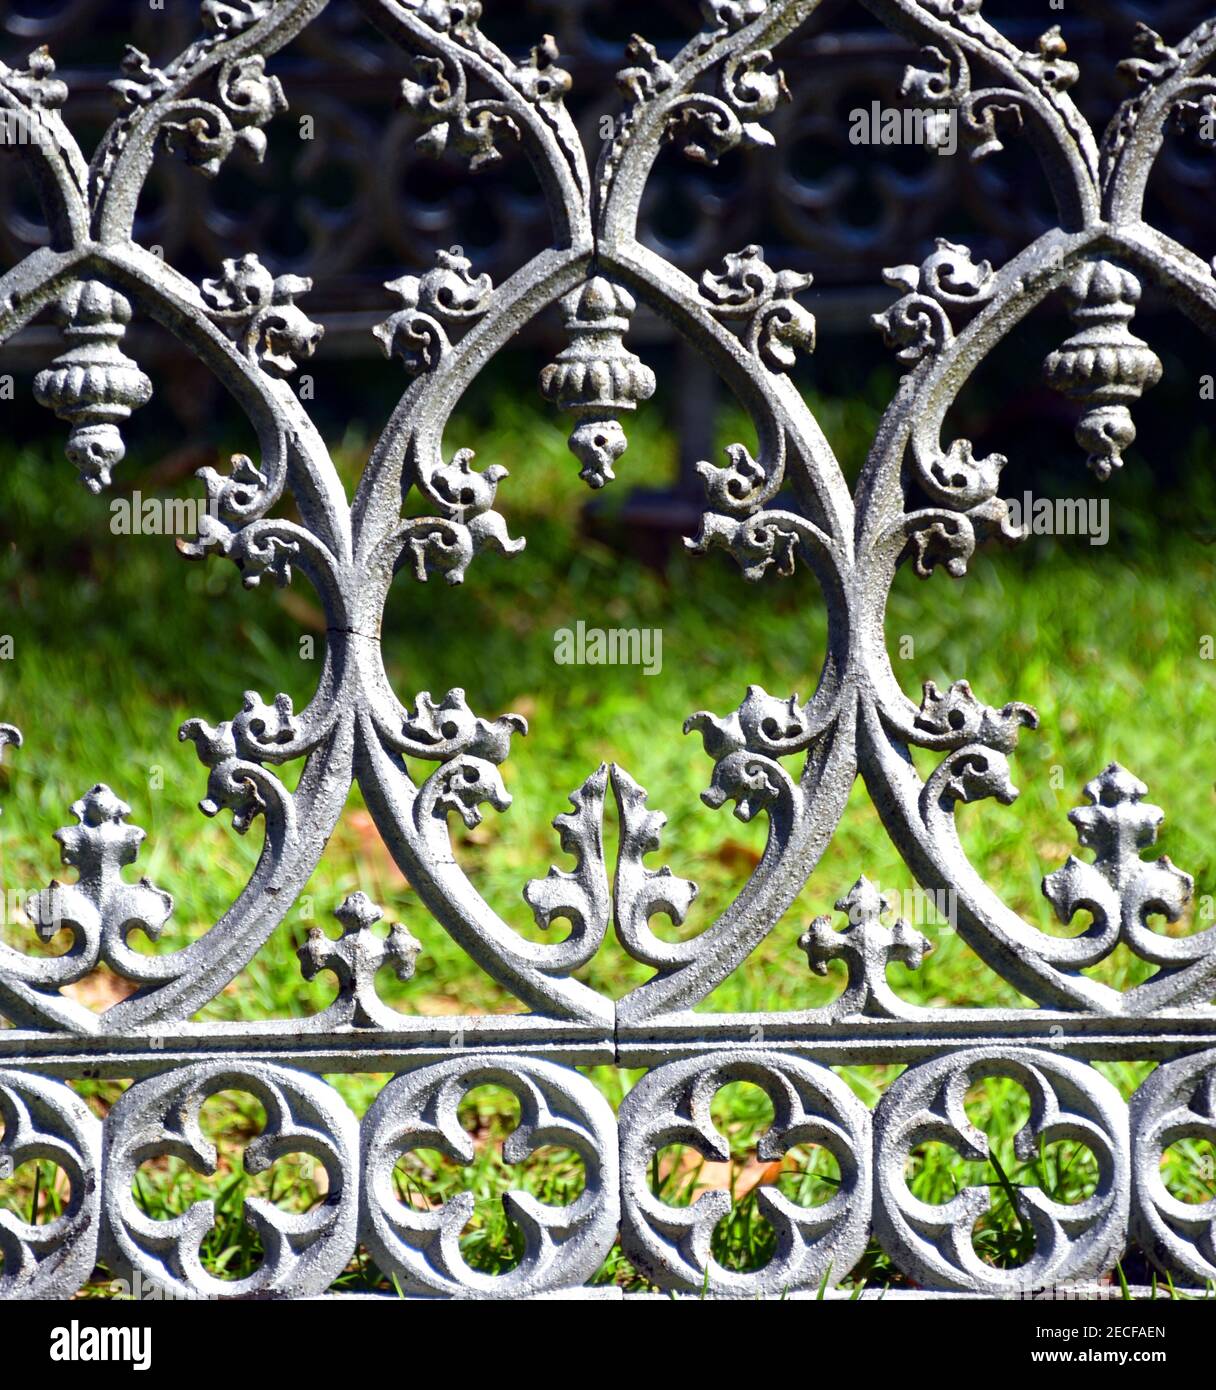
[1,0,1215,1300]
[5,0,1214,342]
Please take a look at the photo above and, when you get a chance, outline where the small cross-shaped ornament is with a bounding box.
[799,876,931,1020]
[299,891,421,1028]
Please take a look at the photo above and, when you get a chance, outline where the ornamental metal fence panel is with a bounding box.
[1,0,1215,1300]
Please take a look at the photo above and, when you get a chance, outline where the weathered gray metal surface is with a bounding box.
[1,0,1215,1299]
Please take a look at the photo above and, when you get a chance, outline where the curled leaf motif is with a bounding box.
[228,523,302,589]
[722,47,789,150]
[917,438,1011,514]
[186,515,303,591]
[400,688,527,764]
[899,33,1033,163]
[0,45,69,112]
[173,55,285,171]
[872,239,995,365]
[701,0,769,35]
[694,441,769,516]
[511,35,572,108]
[412,0,484,35]
[611,765,699,970]
[700,244,815,371]
[179,698,295,833]
[201,0,275,35]
[228,690,298,759]
[184,464,318,594]
[686,683,812,760]
[524,764,610,937]
[374,247,493,375]
[663,20,790,167]
[401,53,519,170]
[111,42,287,177]
[420,756,512,830]
[430,447,510,516]
[1117,24,1183,89]
[1103,19,1216,211]
[685,685,811,822]
[701,753,791,821]
[183,453,275,563]
[201,253,322,376]
[399,690,527,837]
[901,42,963,110]
[689,499,834,582]
[110,47,171,108]
[668,54,788,165]
[1018,26,1079,94]
[922,746,1021,817]
[210,54,288,164]
[899,441,1021,581]
[911,680,1038,753]
[399,448,524,585]
[617,35,675,105]
[905,510,980,580]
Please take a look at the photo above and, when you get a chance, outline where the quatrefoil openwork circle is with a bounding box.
[1,0,1215,1029]
[1,0,1216,1302]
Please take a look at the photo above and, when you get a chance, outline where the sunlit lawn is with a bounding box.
[2,388,1215,1294]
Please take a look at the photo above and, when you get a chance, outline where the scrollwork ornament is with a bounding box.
[179,692,300,833]
[611,764,699,971]
[685,684,813,821]
[395,448,524,585]
[524,764,611,943]
[90,0,301,221]
[688,505,834,581]
[397,687,525,764]
[909,679,1038,754]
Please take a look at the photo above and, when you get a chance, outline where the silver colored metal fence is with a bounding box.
[1,0,1214,1300]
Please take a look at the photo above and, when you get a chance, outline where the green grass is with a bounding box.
[2,387,1215,1294]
